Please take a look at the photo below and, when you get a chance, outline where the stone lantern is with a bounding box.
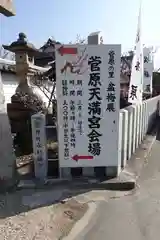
[3,33,48,160]
[3,33,41,95]
[3,33,49,113]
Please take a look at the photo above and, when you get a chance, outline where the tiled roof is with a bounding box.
[0,58,16,73]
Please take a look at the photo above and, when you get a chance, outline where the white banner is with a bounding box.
[128,5,143,104]
[55,44,121,168]
[143,47,153,94]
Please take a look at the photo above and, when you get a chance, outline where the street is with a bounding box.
[77,139,160,240]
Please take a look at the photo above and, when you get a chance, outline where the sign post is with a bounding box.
[31,113,47,180]
[55,44,121,169]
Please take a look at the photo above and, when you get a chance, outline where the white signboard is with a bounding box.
[56,44,121,168]
[143,47,153,94]
[31,113,47,179]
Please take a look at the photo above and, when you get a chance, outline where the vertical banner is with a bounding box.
[128,4,143,104]
[143,47,153,94]
[55,44,121,168]
[31,113,47,180]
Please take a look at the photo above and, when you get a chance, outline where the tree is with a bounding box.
[69,34,86,44]
[30,72,56,112]
[30,34,86,112]
[121,51,133,77]
[128,50,134,57]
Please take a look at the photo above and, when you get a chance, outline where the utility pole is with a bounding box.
[0,0,15,16]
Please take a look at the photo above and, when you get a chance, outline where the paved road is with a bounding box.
[77,140,160,240]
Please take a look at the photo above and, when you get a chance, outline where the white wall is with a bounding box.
[1,72,17,108]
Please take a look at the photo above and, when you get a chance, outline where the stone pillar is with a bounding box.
[0,1,17,192]
[131,105,137,153]
[126,106,133,160]
[136,104,141,148]
[0,71,17,192]
[121,109,128,168]
[31,113,47,180]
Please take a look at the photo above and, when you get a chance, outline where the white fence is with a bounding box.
[31,96,160,180]
[120,95,160,169]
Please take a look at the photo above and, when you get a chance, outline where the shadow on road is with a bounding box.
[0,183,92,219]
[1,115,160,219]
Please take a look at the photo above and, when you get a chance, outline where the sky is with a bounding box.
[1,0,160,68]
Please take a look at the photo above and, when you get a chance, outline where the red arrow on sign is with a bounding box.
[72,155,93,162]
[57,46,78,56]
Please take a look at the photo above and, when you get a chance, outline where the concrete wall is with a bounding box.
[120,95,160,168]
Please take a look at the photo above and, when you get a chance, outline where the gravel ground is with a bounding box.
[0,190,88,240]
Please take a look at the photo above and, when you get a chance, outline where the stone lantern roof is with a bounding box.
[3,33,40,56]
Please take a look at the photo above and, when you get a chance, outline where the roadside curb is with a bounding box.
[120,133,157,186]
[17,178,136,191]
[63,202,98,240]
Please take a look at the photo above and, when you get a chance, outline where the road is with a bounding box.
[77,139,160,240]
